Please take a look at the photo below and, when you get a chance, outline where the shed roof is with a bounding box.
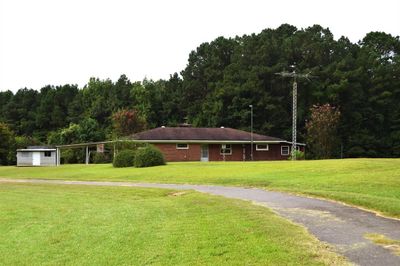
[17,148,56,152]
[17,145,56,152]
[131,127,286,142]
[27,146,54,149]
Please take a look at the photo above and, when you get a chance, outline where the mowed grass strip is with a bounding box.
[1,158,399,217]
[0,184,346,265]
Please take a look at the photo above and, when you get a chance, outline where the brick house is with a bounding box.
[131,127,305,162]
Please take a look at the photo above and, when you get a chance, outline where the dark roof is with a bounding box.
[131,127,285,142]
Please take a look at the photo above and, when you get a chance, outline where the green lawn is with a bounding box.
[0,183,346,265]
[1,158,399,218]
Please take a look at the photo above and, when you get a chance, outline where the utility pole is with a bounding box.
[276,67,312,160]
[249,104,253,161]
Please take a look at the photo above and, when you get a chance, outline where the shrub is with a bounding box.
[134,145,165,168]
[113,149,136,168]
[62,148,78,164]
[288,150,305,160]
[93,152,111,164]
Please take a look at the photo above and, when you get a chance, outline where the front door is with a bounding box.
[201,145,209,162]
[32,152,41,166]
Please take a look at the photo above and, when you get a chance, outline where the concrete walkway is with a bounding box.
[1,178,400,266]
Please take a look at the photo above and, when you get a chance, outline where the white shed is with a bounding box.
[17,146,57,167]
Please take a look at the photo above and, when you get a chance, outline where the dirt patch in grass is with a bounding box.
[168,191,188,197]
[364,233,400,256]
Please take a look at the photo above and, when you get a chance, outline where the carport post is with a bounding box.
[56,148,58,166]
[56,148,60,166]
[85,146,89,165]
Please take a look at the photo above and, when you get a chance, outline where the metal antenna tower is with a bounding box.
[275,67,312,160]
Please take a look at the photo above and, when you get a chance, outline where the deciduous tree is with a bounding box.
[112,109,146,137]
[306,104,341,159]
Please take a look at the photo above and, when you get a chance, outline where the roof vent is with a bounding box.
[220,126,224,128]
[178,123,192,127]
[161,126,166,128]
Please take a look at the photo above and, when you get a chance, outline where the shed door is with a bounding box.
[32,152,41,166]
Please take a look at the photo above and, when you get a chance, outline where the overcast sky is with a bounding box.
[0,0,399,92]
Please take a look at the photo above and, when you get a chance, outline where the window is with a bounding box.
[256,144,269,151]
[281,146,290,156]
[220,144,232,155]
[20,152,30,157]
[44,151,52,157]
[176,143,189,149]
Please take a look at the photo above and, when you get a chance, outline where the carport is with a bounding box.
[55,141,115,166]
[55,139,145,166]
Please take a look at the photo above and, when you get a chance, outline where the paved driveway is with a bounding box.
[1,178,399,266]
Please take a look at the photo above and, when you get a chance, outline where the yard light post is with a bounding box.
[249,104,253,161]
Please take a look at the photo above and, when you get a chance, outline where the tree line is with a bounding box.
[0,24,399,164]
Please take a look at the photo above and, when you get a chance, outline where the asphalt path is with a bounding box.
[1,178,400,266]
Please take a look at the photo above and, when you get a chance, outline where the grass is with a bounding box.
[0,183,347,265]
[364,233,400,256]
[1,158,399,218]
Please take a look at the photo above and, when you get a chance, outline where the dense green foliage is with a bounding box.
[92,152,111,164]
[134,145,165,168]
[113,149,136,168]
[60,148,80,164]
[288,150,305,160]
[47,118,104,145]
[0,123,15,165]
[1,24,399,158]
[1,159,399,218]
[0,184,345,265]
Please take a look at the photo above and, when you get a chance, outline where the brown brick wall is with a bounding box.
[207,144,305,161]
[251,144,305,160]
[252,144,305,160]
[153,143,201,162]
[253,144,288,160]
[153,143,304,162]
[208,144,245,161]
